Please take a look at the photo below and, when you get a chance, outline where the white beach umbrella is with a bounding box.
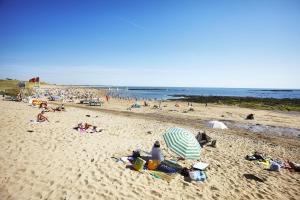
[208,121,228,129]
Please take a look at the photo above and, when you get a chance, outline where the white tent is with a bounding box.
[208,121,228,129]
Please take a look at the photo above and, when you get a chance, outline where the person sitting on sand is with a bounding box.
[151,141,164,163]
[196,132,217,147]
[37,111,49,122]
[196,132,212,147]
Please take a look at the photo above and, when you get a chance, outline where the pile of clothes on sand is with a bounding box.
[246,151,300,172]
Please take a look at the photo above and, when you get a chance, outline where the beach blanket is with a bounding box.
[160,160,182,172]
[157,164,177,174]
[148,170,177,182]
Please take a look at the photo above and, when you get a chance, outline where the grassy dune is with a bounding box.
[0,79,47,96]
[171,95,300,112]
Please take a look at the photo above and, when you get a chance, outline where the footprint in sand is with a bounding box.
[150,190,162,198]
[210,186,220,191]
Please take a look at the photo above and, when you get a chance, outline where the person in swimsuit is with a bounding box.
[37,111,49,122]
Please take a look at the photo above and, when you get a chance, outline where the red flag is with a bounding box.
[29,78,36,82]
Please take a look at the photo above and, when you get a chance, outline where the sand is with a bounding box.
[0,99,300,200]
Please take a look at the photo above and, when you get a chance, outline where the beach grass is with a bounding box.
[0,79,48,96]
[172,95,300,112]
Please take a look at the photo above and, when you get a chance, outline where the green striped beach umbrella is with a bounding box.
[163,127,201,160]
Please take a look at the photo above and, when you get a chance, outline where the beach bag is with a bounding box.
[133,157,146,171]
[148,160,159,170]
[189,170,207,182]
[181,167,190,177]
[269,161,280,172]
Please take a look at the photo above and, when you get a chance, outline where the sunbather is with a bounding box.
[74,122,89,130]
[74,123,101,133]
[37,111,49,122]
[54,104,65,111]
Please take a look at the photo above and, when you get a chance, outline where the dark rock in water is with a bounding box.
[246,114,254,120]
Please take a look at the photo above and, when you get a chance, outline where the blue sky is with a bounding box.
[0,0,299,88]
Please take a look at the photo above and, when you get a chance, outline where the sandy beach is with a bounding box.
[2,0,300,199]
[0,92,300,200]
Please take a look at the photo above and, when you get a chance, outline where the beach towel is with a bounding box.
[148,170,177,182]
[157,164,177,174]
[160,160,182,172]
[30,120,42,124]
[121,157,133,164]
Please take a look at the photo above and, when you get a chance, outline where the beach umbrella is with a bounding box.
[163,127,201,160]
[208,121,228,129]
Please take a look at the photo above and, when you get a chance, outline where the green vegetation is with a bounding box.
[171,95,300,112]
[0,79,48,97]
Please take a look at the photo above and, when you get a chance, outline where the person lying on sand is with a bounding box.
[39,103,56,112]
[37,111,49,122]
[74,123,101,133]
[53,104,65,112]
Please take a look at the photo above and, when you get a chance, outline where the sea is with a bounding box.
[100,87,300,100]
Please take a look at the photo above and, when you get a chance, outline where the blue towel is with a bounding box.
[157,164,177,174]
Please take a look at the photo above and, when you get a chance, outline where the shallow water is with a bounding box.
[224,121,300,139]
[103,87,300,100]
